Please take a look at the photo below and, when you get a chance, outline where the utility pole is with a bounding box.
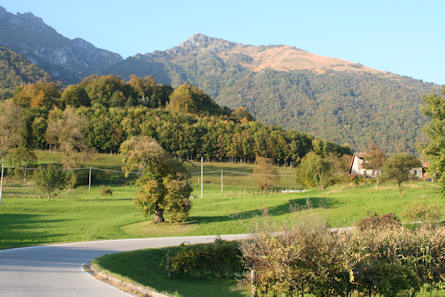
[88,167,92,192]
[0,159,4,205]
[221,170,223,194]
[201,157,203,199]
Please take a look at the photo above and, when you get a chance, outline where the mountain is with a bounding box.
[0,6,122,84]
[106,33,437,152]
[0,46,53,99]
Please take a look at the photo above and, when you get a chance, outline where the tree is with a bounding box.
[8,145,37,180]
[13,82,61,110]
[421,87,445,183]
[45,107,90,167]
[382,153,421,197]
[61,84,90,107]
[120,136,165,176]
[120,136,192,223]
[0,100,24,157]
[34,164,68,200]
[167,83,221,115]
[363,144,386,187]
[296,152,333,189]
[253,156,280,192]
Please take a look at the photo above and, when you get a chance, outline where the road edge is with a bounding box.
[83,262,169,297]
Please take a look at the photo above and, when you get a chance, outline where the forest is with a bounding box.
[0,74,350,166]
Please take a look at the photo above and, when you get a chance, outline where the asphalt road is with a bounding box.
[0,234,250,297]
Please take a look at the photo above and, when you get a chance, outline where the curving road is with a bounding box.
[0,234,250,297]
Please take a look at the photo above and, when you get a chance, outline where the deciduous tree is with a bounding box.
[120,136,192,223]
[363,144,386,187]
[34,164,68,200]
[253,156,279,192]
[296,152,333,189]
[382,153,420,197]
[421,87,445,183]
[0,100,25,157]
[45,107,90,167]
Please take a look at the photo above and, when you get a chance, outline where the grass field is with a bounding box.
[0,151,444,249]
[92,245,248,297]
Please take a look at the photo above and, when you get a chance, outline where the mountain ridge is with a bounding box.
[106,33,436,152]
[0,4,437,152]
[0,5,122,83]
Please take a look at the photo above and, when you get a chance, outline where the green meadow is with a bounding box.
[0,151,443,249]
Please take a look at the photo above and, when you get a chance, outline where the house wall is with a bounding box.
[350,155,380,178]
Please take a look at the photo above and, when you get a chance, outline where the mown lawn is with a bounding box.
[92,245,248,297]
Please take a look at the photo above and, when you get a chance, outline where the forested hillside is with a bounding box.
[0,3,437,153]
[0,46,53,99]
[1,75,350,166]
[107,34,437,152]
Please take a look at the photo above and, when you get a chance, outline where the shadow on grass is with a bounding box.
[95,247,247,297]
[190,197,336,224]
[0,213,66,249]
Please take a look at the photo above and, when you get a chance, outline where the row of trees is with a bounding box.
[0,75,350,167]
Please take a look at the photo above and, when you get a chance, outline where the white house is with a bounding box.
[349,153,380,177]
[349,153,427,179]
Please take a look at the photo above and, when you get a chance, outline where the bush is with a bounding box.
[357,212,402,231]
[404,202,442,227]
[241,217,445,297]
[100,185,113,196]
[165,237,243,279]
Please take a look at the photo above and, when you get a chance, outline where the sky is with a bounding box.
[1,0,444,84]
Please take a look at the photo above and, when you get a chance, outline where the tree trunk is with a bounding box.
[153,209,164,224]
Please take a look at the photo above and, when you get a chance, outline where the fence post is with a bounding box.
[221,170,223,194]
[0,159,4,205]
[88,167,92,192]
[200,157,203,199]
[24,166,27,182]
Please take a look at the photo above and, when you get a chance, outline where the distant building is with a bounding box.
[349,153,428,179]
[349,153,380,177]
[410,161,428,179]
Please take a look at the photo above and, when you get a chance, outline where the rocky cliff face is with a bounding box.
[0,6,122,84]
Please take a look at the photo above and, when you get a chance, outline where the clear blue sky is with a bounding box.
[1,0,444,84]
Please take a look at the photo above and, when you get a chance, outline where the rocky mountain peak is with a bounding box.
[166,33,237,56]
[0,5,122,84]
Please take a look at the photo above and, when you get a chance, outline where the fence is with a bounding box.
[0,161,302,201]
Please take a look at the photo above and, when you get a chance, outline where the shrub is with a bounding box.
[100,185,113,196]
[404,202,442,227]
[165,237,243,279]
[240,217,445,297]
[357,212,402,231]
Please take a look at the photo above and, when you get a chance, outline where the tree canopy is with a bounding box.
[421,87,445,182]
[121,136,192,224]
